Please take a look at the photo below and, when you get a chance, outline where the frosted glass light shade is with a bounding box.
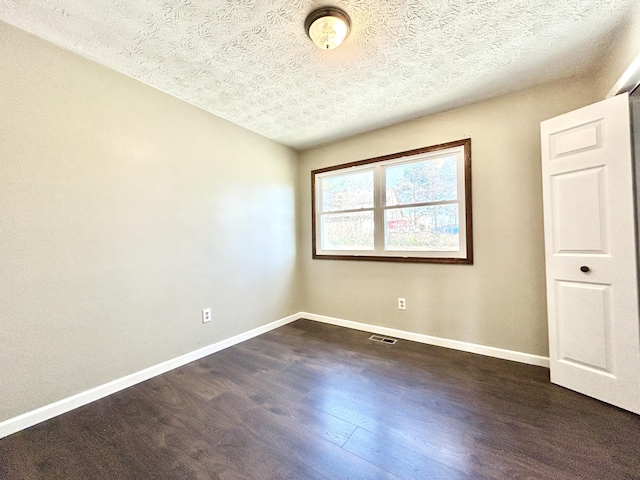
[305,8,351,50]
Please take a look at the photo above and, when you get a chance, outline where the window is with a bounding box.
[312,139,472,263]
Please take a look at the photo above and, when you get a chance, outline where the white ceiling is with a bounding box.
[0,1,635,149]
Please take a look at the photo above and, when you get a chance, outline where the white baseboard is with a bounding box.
[0,311,549,440]
[299,312,550,368]
[0,313,300,440]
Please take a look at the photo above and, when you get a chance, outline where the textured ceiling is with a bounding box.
[0,1,636,149]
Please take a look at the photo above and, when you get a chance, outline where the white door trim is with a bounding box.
[607,50,640,98]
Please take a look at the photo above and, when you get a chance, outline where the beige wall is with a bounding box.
[0,22,300,422]
[297,76,600,357]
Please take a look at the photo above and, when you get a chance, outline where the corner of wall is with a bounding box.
[592,9,640,98]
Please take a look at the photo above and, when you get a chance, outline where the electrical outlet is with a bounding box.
[202,308,212,323]
[398,298,406,310]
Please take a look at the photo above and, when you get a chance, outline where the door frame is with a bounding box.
[608,50,640,98]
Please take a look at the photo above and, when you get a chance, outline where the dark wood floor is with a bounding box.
[1,319,640,479]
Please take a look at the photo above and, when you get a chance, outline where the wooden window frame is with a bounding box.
[311,138,473,264]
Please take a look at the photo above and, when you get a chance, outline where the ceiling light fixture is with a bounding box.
[305,7,351,50]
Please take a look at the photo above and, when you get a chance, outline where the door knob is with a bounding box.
[580,266,590,273]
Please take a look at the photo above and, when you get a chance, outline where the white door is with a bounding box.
[541,92,640,414]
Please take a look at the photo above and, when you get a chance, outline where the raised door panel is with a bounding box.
[549,120,602,159]
[555,281,612,372]
[551,167,609,255]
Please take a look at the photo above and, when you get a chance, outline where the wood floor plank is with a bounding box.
[247,366,358,446]
[343,427,472,480]
[207,391,402,480]
[303,382,468,451]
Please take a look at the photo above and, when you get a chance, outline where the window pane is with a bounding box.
[322,170,374,212]
[321,211,374,250]
[385,204,459,251]
[386,156,457,206]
